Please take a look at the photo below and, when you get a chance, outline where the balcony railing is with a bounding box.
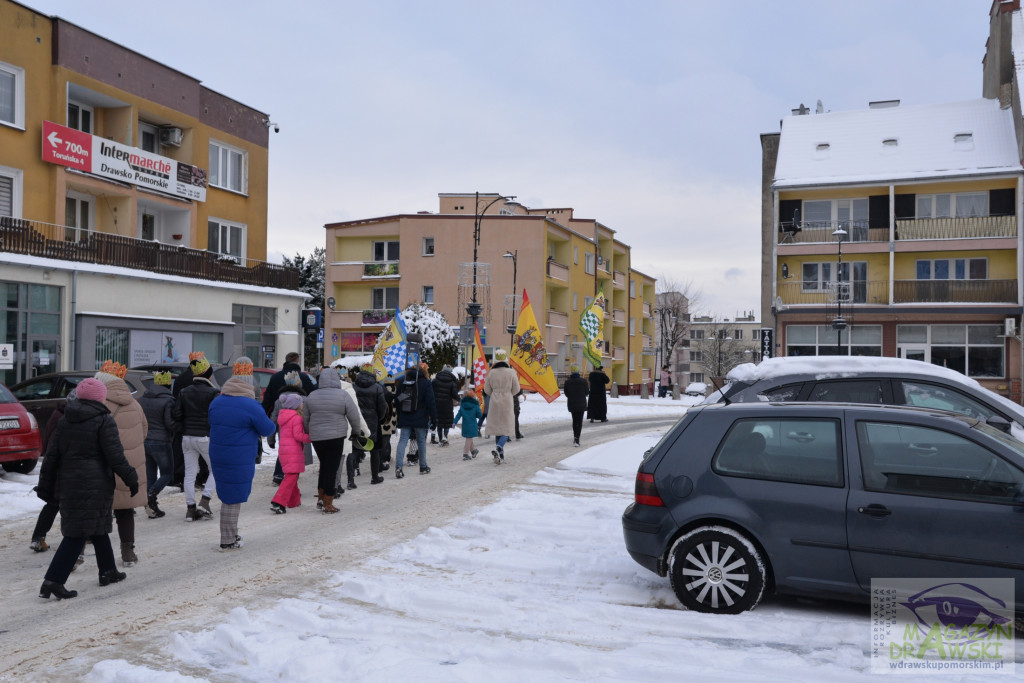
[546,258,569,281]
[612,308,626,325]
[363,261,399,277]
[547,309,569,329]
[895,215,1016,240]
[362,309,396,325]
[0,217,299,289]
[893,279,1017,304]
[643,302,653,317]
[613,270,626,288]
[613,345,625,362]
[777,280,890,306]
[779,215,1018,245]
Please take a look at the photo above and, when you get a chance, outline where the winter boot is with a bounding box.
[316,488,325,510]
[121,542,137,567]
[99,569,127,586]
[197,495,214,519]
[185,504,198,522]
[30,537,49,552]
[146,493,165,519]
[39,581,77,600]
[321,495,339,514]
[347,474,357,490]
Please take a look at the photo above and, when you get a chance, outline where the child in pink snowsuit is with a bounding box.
[270,392,310,513]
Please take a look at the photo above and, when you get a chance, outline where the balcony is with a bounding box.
[777,280,890,306]
[546,258,569,282]
[613,270,626,289]
[0,217,298,289]
[896,216,1016,240]
[612,308,626,325]
[612,345,625,362]
[643,335,652,348]
[361,309,396,325]
[363,261,399,277]
[547,309,569,329]
[642,302,652,317]
[779,215,1018,245]
[893,279,1017,304]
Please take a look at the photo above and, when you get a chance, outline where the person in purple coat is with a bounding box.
[207,373,276,551]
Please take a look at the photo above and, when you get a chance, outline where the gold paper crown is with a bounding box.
[188,351,206,361]
[233,360,254,376]
[153,371,172,386]
[100,359,128,379]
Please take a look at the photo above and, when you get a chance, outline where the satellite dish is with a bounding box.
[327,296,336,311]
[775,295,783,309]
[815,99,824,114]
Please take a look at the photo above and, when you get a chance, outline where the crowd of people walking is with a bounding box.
[29,347,616,600]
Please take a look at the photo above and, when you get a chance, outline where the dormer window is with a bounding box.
[882,138,898,147]
[954,132,974,150]
[815,143,830,152]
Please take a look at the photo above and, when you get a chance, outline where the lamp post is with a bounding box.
[503,249,518,346]
[467,192,515,369]
[832,226,848,350]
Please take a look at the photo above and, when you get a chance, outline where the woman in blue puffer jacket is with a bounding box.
[208,373,275,551]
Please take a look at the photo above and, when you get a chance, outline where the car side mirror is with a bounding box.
[987,415,1012,434]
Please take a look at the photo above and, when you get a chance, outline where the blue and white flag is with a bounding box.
[370,314,408,380]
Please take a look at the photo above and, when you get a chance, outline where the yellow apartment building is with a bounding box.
[0,0,303,383]
[324,193,656,393]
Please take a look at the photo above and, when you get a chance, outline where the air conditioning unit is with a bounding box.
[1006,317,1017,337]
[159,127,183,147]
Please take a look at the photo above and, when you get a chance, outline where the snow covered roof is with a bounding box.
[774,98,1022,188]
[726,356,1024,420]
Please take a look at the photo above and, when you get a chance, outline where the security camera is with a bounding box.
[273,124,280,133]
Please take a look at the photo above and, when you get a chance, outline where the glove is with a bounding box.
[34,485,54,504]
[267,433,276,449]
[129,482,139,497]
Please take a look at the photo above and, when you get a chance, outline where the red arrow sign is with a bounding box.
[41,120,92,172]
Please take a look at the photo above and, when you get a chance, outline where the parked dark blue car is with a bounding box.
[622,402,1024,614]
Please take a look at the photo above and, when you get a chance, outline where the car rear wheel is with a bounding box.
[668,526,767,614]
[1,458,38,475]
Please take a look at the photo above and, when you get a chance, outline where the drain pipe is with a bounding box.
[69,270,77,370]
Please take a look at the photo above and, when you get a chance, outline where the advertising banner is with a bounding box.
[130,330,194,366]
[42,121,207,202]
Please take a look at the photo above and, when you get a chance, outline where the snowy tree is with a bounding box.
[283,247,325,363]
[401,302,458,373]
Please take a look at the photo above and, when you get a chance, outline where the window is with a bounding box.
[0,60,25,128]
[584,252,595,274]
[896,324,1004,378]
[629,353,635,371]
[900,381,998,421]
[373,241,399,261]
[786,324,883,357]
[423,286,434,304]
[690,351,703,362]
[630,280,636,297]
[734,329,744,340]
[140,212,157,241]
[372,287,398,310]
[629,318,635,335]
[802,198,869,237]
[690,329,704,340]
[0,165,23,217]
[690,372,704,383]
[207,218,245,260]
[139,122,159,153]
[808,380,885,404]
[574,246,578,264]
[209,140,246,193]
[760,383,802,401]
[67,101,93,133]
[915,258,987,280]
[422,237,434,256]
[916,192,988,218]
[65,192,92,242]
[857,421,1024,503]
[713,418,843,486]
[584,296,592,310]
[573,292,578,311]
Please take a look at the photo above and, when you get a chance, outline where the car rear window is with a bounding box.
[0,384,16,403]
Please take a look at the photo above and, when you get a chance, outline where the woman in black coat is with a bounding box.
[563,365,590,447]
[431,365,459,445]
[587,366,610,422]
[36,378,139,600]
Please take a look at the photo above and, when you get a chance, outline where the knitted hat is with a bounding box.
[493,349,508,363]
[570,363,580,374]
[76,378,107,403]
[280,392,302,411]
[190,355,212,378]
[284,370,302,390]
[233,356,255,386]
[153,371,172,386]
[99,360,127,379]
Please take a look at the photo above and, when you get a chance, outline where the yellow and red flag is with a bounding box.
[509,289,561,403]
[471,322,488,402]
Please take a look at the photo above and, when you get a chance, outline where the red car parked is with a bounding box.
[0,383,42,474]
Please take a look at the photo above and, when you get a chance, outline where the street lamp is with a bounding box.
[832,226,848,349]
[471,191,516,313]
[503,249,518,345]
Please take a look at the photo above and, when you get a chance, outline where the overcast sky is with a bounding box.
[32,0,993,319]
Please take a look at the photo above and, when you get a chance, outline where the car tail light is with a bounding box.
[634,472,664,507]
[26,412,38,430]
